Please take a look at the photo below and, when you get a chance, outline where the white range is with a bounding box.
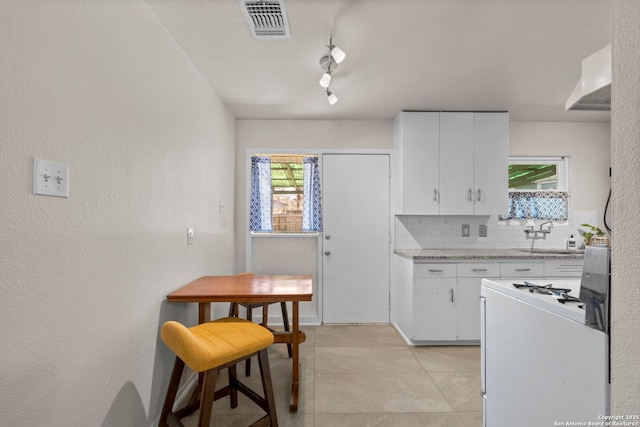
[480,278,609,427]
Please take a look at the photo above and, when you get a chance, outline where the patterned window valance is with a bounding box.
[500,190,569,221]
[301,156,322,232]
[249,156,273,232]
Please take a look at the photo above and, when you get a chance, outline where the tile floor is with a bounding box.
[182,324,482,427]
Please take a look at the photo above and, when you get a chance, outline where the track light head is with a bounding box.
[330,45,346,64]
[327,89,338,105]
[319,72,332,88]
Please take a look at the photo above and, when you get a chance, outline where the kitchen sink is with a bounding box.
[518,248,585,254]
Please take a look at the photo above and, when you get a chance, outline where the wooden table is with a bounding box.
[166,274,313,412]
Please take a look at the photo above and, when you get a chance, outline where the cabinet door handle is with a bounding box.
[480,296,486,395]
[450,288,455,303]
[433,188,439,202]
[515,268,531,272]
[468,188,472,201]
[477,188,482,202]
[428,269,444,273]
[472,268,488,272]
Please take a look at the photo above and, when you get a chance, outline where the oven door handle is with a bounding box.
[480,295,486,396]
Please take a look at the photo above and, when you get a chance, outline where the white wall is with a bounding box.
[252,236,319,322]
[510,121,611,227]
[0,2,235,426]
[235,119,393,265]
[611,0,640,413]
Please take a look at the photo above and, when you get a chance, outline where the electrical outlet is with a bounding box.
[479,224,488,237]
[462,224,470,237]
[187,227,194,245]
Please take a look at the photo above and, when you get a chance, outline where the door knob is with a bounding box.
[325,234,331,240]
[324,250,331,256]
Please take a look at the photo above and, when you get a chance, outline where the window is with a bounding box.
[249,154,321,233]
[500,157,569,221]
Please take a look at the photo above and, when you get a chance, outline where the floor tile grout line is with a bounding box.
[227,324,482,425]
[423,369,457,413]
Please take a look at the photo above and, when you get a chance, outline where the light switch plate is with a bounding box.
[462,224,470,237]
[479,225,488,237]
[33,158,69,198]
[187,227,194,245]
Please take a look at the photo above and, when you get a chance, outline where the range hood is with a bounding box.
[565,44,611,111]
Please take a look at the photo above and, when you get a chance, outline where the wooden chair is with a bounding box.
[159,317,278,427]
[228,273,293,376]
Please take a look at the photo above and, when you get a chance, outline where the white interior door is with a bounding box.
[322,154,390,323]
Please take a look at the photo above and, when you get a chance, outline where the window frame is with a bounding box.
[508,156,570,191]
[248,152,321,236]
[500,156,571,223]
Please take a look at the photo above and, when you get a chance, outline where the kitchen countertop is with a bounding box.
[394,248,585,260]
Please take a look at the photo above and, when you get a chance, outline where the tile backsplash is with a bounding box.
[394,212,598,250]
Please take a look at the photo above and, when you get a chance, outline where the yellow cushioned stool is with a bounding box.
[159,317,278,427]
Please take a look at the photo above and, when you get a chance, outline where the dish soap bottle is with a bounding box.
[566,234,577,250]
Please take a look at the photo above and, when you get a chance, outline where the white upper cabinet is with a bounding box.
[394,112,440,214]
[473,113,509,215]
[439,112,475,215]
[395,111,509,215]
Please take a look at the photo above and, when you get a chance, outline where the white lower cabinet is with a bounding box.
[413,277,457,340]
[401,258,583,344]
[544,259,584,277]
[456,278,484,340]
[456,263,500,340]
[411,262,498,341]
[500,262,544,278]
[412,263,457,340]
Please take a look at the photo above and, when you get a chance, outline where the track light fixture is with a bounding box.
[319,70,331,88]
[326,89,338,105]
[318,32,345,105]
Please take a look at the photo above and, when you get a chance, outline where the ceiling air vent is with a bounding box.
[240,0,291,38]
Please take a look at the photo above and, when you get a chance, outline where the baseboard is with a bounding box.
[151,372,198,427]
[390,323,480,346]
[175,372,199,407]
[391,322,415,346]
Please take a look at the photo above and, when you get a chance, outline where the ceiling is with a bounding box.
[145,0,612,122]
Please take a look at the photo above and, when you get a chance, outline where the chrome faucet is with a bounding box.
[538,221,553,234]
[524,221,553,236]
